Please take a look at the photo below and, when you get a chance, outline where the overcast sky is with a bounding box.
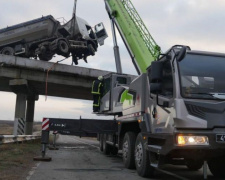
[0,0,224,121]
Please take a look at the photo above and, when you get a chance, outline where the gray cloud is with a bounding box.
[132,0,225,52]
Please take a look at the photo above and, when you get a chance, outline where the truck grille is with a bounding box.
[185,104,206,119]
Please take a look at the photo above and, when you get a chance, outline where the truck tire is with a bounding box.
[208,156,225,178]
[122,132,136,169]
[110,146,118,155]
[99,134,103,152]
[1,47,14,55]
[57,40,69,55]
[135,133,154,177]
[185,159,203,171]
[38,53,53,61]
[103,134,110,155]
[88,44,95,56]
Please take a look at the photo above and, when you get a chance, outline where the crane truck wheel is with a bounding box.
[1,47,14,56]
[102,134,110,155]
[208,156,225,178]
[122,132,136,169]
[185,159,203,171]
[135,133,155,177]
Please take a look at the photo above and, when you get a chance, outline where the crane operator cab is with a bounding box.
[99,73,132,115]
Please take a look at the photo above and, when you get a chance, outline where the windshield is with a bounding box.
[178,53,225,100]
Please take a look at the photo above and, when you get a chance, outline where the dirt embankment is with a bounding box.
[0,140,41,180]
[0,121,13,135]
[0,120,41,135]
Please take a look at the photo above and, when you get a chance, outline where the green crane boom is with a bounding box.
[105,0,161,74]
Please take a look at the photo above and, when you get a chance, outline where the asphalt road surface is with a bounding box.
[29,135,223,180]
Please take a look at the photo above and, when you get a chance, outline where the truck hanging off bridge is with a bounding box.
[0,1,108,65]
[39,0,225,179]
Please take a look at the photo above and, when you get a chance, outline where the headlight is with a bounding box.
[177,135,209,146]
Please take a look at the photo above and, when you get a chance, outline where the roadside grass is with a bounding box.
[0,124,13,135]
[0,140,41,180]
[0,122,41,135]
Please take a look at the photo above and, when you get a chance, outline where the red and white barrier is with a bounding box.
[42,118,50,131]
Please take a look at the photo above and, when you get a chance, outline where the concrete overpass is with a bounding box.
[0,55,111,99]
[0,54,112,135]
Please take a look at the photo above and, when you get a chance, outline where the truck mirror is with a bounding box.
[165,54,171,61]
[94,23,108,46]
[150,82,162,94]
[163,101,169,108]
[176,46,187,62]
[150,61,163,83]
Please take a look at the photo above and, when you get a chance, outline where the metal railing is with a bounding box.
[0,135,41,145]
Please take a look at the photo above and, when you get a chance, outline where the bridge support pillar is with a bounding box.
[10,79,38,135]
[13,94,26,135]
[25,95,39,135]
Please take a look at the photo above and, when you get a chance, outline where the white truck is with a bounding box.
[0,3,108,64]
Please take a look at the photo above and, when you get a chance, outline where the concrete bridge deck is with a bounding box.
[0,55,111,100]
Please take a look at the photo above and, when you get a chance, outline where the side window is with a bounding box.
[95,23,107,38]
[103,78,111,96]
[159,61,173,97]
[116,77,127,85]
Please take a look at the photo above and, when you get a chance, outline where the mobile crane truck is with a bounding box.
[97,0,225,178]
[43,0,225,178]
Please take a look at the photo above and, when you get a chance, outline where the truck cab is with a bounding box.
[142,46,225,173]
[149,45,225,132]
[63,16,108,63]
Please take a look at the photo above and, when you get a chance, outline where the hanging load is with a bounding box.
[0,6,107,64]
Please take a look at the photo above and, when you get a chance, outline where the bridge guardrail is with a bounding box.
[0,135,41,145]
